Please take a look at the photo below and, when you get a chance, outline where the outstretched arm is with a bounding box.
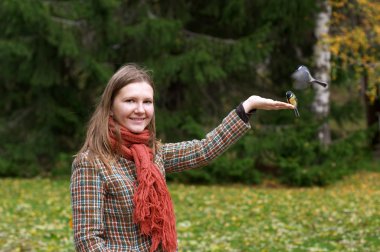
[161,95,294,173]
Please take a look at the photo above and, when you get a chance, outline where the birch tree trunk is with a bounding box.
[312,0,332,146]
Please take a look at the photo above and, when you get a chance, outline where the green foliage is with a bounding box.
[0,0,372,186]
[251,119,371,186]
[0,0,113,176]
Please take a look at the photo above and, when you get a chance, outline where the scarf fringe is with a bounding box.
[132,145,177,252]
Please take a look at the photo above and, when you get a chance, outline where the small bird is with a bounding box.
[286,91,300,117]
[291,65,328,89]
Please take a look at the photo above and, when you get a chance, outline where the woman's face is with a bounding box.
[111,81,154,133]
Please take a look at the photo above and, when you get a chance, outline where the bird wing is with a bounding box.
[291,71,309,89]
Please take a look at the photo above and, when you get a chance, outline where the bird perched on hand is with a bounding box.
[286,91,300,117]
[291,65,328,89]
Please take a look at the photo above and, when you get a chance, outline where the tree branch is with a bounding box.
[182,29,237,45]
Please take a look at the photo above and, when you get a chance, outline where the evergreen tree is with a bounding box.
[0,0,320,181]
[0,0,114,176]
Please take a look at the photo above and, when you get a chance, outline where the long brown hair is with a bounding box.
[75,63,157,164]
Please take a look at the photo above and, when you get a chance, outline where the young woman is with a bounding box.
[70,64,294,252]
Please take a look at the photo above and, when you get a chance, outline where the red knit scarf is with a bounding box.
[108,117,177,252]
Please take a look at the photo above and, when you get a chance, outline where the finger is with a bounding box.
[275,102,294,109]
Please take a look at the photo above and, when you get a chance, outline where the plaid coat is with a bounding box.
[70,110,251,251]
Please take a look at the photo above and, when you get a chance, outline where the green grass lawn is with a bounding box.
[0,172,379,252]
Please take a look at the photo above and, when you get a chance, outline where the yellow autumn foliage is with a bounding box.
[328,0,380,103]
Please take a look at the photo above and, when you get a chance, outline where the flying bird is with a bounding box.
[291,65,328,89]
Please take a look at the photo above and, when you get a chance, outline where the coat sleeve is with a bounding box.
[161,109,251,173]
[70,155,111,252]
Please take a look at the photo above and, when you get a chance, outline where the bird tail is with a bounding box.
[312,80,328,87]
[294,108,300,117]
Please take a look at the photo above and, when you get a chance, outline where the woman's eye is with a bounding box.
[125,99,134,103]
[144,100,153,104]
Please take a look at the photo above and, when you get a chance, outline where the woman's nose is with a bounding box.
[134,102,144,113]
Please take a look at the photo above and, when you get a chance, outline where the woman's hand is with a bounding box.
[242,95,294,112]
